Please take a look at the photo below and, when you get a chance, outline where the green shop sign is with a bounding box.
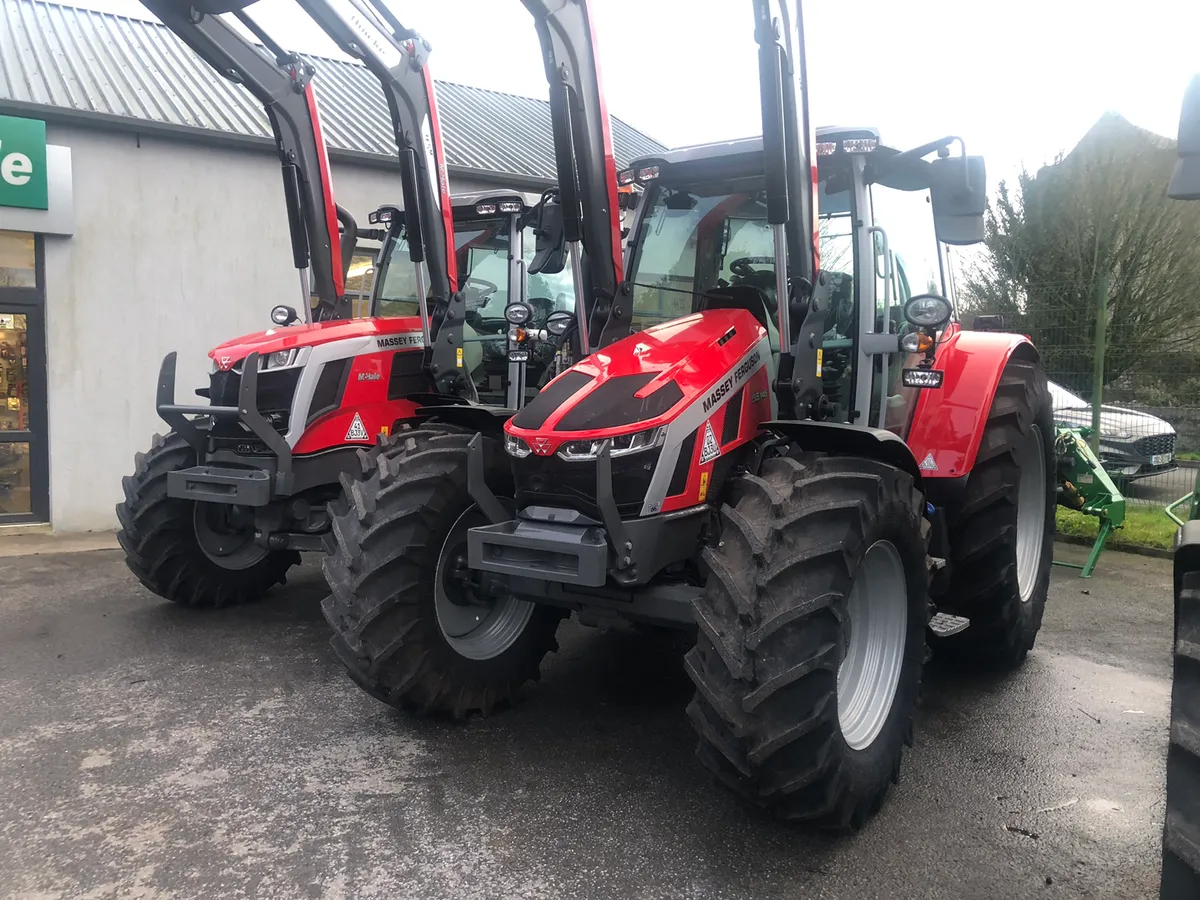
[0,115,48,210]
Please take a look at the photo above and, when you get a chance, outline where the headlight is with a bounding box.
[504,434,532,458]
[903,294,953,329]
[1106,429,1133,441]
[545,311,574,336]
[270,304,299,326]
[504,302,534,326]
[263,349,296,369]
[558,426,664,461]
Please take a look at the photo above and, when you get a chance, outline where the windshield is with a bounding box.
[629,189,772,331]
[372,231,425,318]
[372,218,577,323]
[627,181,858,339]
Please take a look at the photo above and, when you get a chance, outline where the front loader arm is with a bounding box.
[521,0,624,352]
[141,1,346,319]
[290,0,470,397]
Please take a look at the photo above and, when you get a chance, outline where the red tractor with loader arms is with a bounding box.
[321,0,1056,829]
[118,0,572,608]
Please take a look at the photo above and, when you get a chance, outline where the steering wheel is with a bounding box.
[729,257,775,279]
[463,276,499,304]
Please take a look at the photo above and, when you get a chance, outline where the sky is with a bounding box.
[69,0,1200,191]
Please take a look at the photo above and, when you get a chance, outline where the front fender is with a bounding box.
[906,329,1039,479]
[765,420,922,482]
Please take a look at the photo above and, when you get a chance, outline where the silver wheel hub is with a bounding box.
[1015,424,1047,602]
[837,540,908,752]
[434,506,534,661]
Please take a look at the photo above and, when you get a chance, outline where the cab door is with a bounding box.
[854,170,946,439]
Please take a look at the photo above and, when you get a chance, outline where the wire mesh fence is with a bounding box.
[965,278,1200,510]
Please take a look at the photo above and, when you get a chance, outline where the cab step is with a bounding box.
[928,612,970,637]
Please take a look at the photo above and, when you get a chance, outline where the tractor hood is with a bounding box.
[507,308,771,442]
[208,315,424,369]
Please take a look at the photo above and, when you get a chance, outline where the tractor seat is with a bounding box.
[698,284,776,335]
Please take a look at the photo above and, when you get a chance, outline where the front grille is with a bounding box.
[208,365,301,452]
[1133,433,1175,457]
[512,449,661,518]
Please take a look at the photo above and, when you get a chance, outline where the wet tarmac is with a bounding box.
[0,541,1172,899]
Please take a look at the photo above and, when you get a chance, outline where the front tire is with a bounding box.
[1162,566,1200,899]
[321,424,564,717]
[685,452,930,829]
[939,357,1055,668]
[116,432,299,608]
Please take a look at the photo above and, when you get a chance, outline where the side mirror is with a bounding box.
[529,194,567,276]
[972,314,1007,332]
[271,305,300,326]
[335,204,358,279]
[1169,74,1200,201]
[928,155,987,245]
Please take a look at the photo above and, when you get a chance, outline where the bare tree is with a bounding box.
[963,114,1200,394]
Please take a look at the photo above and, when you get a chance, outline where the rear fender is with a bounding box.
[906,331,1039,479]
[764,420,922,482]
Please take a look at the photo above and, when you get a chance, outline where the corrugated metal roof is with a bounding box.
[0,0,666,180]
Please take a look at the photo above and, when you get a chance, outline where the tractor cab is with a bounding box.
[618,128,986,433]
[363,190,576,407]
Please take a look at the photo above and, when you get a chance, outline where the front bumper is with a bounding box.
[1097,435,1177,480]
[156,351,293,505]
[464,435,705,588]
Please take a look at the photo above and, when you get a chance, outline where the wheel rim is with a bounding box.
[192,503,268,570]
[434,505,534,661]
[1016,424,1047,603]
[837,540,908,752]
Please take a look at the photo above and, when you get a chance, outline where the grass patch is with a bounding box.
[1177,451,1200,461]
[1056,505,1177,552]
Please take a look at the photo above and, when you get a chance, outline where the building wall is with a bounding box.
[39,124,495,531]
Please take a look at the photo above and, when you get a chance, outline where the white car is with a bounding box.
[1049,381,1177,480]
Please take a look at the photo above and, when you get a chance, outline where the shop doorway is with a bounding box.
[0,231,48,523]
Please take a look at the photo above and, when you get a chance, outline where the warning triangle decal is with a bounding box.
[345,412,370,441]
[699,421,721,465]
[919,451,937,471]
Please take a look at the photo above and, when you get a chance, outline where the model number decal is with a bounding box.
[376,334,423,348]
[702,350,762,414]
[751,389,769,404]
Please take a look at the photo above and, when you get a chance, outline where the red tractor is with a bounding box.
[319,0,1056,828]
[117,1,571,607]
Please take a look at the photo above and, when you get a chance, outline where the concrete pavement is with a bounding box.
[0,542,1173,899]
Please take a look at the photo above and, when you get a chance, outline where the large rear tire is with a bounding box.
[1163,566,1200,899]
[116,432,299,608]
[685,452,930,829]
[321,424,565,717]
[939,357,1055,669]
